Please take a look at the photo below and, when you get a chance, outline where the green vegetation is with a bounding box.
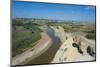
[85,30,96,39]
[63,24,95,40]
[12,18,96,57]
[63,26,73,32]
[12,19,42,57]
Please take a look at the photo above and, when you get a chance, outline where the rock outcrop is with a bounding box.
[51,26,95,63]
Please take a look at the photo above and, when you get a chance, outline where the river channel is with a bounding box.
[26,26,62,64]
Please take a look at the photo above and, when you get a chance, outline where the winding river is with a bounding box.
[26,26,62,64]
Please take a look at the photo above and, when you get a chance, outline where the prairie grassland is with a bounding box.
[12,19,42,57]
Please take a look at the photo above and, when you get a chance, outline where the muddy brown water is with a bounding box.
[26,27,62,65]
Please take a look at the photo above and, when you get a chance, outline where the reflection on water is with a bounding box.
[26,27,62,64]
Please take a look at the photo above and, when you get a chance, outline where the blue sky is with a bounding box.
[12,1,96,22]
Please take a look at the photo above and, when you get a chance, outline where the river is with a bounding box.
[26,26,62,65]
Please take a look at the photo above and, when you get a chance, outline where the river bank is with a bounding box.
[26,26,62,64]
[51,26,95,63]
[12,32,52,66]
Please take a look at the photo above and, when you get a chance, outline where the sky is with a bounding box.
[12,1,96,22]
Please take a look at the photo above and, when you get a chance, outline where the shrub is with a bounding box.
[86,33,95,39]
[12,24,42,57]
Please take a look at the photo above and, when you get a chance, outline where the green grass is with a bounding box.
[85,32,95,39]
[63,26,72,32]
[12,23,42,57]
[85,29,95,39]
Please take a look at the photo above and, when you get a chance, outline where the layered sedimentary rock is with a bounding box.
[51,26,95,63]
